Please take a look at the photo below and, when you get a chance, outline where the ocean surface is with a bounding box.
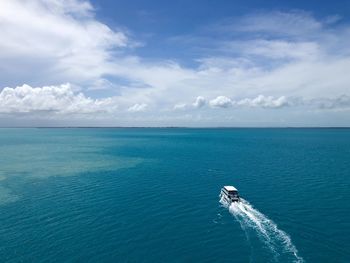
[0,128,349,263]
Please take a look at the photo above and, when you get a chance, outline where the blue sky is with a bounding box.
[0,0,350,126]
[91,0,350,61]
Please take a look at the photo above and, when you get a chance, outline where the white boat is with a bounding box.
[220,186,240,203]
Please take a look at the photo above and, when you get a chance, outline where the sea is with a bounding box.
[0,128,349,263]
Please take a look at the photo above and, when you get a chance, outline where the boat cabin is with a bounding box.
[220,185,240,202]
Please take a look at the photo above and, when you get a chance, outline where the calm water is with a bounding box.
[0,128,349,262]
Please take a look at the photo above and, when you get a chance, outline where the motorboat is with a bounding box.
[220,185,240,203]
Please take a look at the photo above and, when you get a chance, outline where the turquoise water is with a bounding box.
[0,128,349,262]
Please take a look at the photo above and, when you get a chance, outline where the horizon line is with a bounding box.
[0,126,349,129]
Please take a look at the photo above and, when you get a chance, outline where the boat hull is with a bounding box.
[220,192,240,204]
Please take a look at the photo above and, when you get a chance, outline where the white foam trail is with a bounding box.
[221,198,304,263]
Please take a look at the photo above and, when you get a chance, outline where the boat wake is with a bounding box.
[220,198,304,263]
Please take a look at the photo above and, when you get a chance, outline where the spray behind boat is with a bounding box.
[219,185,304,262]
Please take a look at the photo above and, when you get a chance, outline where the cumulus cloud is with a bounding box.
[128,103,148,112]
[173,96,206,110]
[0,84,117,114]
[174,95,288,110]
[192,96,206,108]
[3,85,347,118]
[203,95,289,109]
[236,95,289,108]
[209,96,233,108]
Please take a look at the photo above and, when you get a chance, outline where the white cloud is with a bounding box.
[232,10,323,37]
[192,96,206,108]
[231,40,320,60]
[236,95,289,108]
[0,0,128,86]
[173,103,187,110]
[0,84,117,114]
[2,85,347,118]
[128,103,148,112]
[209,96,233,108]
[0,3,350,126]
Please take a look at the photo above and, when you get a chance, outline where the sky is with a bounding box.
[0,0,350,127]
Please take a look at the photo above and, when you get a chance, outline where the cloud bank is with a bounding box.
[236,95,288,108]
[0,86,292,113]
[0,1,349,126]
[0,84,116,114]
